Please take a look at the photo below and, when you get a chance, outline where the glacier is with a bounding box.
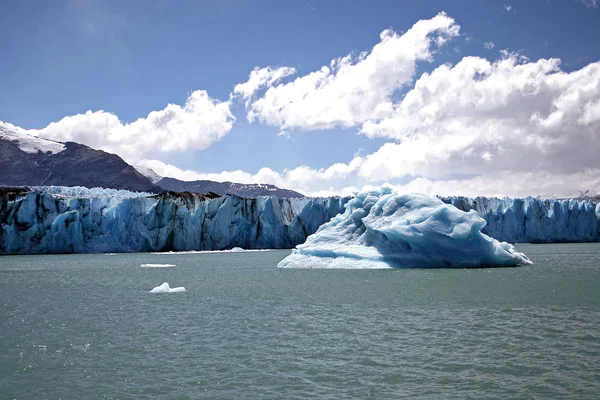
[278,189,532,269]
[441,196,600,243]
[0,188,348,254]
[1,186,599,256]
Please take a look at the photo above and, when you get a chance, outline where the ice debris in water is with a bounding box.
[149,282,186,293]
[278,189,532,269]
[140,263,176,268]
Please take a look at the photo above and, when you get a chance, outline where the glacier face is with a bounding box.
[0,190,348,255]
[278,190,532,269]
[441,196,600,243]
[1,187,599,256]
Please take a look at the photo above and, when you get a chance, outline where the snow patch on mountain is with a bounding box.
[0,121,65,154]
[134,166,163,183]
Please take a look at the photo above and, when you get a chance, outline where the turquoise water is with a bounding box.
[1,244,599,399]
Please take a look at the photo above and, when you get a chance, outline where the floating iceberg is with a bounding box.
[278,190,532,269]
[140,263,175,268]
[149,282,186,293]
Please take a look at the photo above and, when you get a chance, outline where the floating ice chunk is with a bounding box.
[149,282,186,293]
[230,247,244,252]
[278,190,532,269]
[140,263,176,268]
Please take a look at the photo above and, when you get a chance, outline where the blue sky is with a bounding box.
[1,0,600,196]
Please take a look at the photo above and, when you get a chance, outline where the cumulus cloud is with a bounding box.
[360,54,600,180]
[141,157,600,198]
[150,46,600,198]
[484,41,495,49]
[30,90,234,163]
[232,66,297,106]
[240,12,460,131]
[6,12,599,198]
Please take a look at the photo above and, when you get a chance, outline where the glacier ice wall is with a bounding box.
[278,190,532,269]
[0,190,348,254]
[440,196,600,243]
[31,186,153,200]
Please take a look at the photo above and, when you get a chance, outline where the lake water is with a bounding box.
[1,244,599,399]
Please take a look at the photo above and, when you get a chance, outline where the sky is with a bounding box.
[1,0,599,197]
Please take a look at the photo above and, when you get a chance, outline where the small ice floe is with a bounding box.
[140,263,176,268]
[149,282,186,293]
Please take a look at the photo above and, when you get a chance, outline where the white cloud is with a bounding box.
[241,12,460,131]
[580,0,598,7]
[232,66,296,107]
[29,90,234,163]
[148,49,600,198]
[504,4,513,12]
[484,41,495,49]
[359,54,600,182]
[5,12,599,199]
[141,157,600,199]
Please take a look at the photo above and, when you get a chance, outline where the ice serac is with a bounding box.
[0,188,348,254]
[278,190,532,269]
[441,196,600,243]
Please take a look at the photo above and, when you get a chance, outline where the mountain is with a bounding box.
[133,165,163,183]
[1,121,302,197]
[0,122,160,193]
[144,175,305,198]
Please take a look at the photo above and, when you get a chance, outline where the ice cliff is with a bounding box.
[278,190,532,269]
[441,196,600,243]
[0,188,348,254]
[1,186,599,256]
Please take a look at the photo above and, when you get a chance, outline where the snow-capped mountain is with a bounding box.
[0,122,161,193]
[142,175,305,198]
[0,121,301,197]
[134,166,163,183]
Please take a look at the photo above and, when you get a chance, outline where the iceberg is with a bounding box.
[149,282,186,293]
[278,190,532,269]
[140,263,176,268]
